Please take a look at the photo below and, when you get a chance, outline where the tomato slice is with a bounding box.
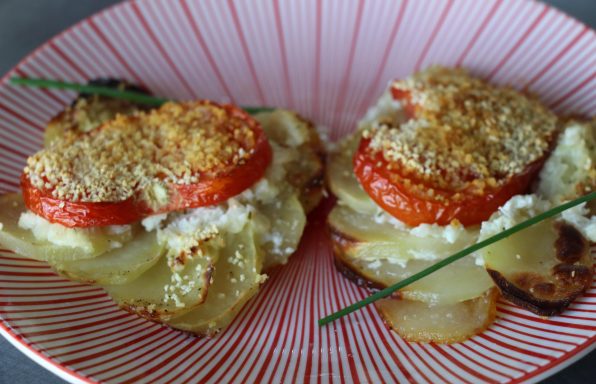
[354,71,554,227]
[21,102,272,228]
[21,175,146,227]
[353,138,545,227]
[167,128,272,210]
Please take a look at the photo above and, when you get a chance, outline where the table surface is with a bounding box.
[0,0,594,383]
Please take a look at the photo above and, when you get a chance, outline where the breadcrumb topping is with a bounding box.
[66,97,141,134]
[25,101,257,203]
[365,67,557,199]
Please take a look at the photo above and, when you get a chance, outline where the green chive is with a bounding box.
[242,106,276,115]
[10,77,169,106]
[9,77,272,114]
[319,191,596,326]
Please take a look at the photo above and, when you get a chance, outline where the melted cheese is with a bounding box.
[537,121,596,202]
[18,211,131,252]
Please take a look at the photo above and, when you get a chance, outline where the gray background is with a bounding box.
[0,0,594,383]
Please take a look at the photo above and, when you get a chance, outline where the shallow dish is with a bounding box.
[0,0,594,383]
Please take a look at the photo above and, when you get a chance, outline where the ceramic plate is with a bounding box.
[0,0,594,383]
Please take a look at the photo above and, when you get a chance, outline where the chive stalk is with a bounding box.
[11,77,168,106]
[9,77,273,114]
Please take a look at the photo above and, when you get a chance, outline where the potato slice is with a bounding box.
[0,193,127,261]
[375,288,498,343]
[256,110,325,213]
[328,204,478,259]
[259,193,307,269]
[334,244,494,305]
[480,219,593,316]
[49,230,164,285]
[329,205,493,305]
[168,225,265,335]
[102,239,219,322]
[326,134,378,215]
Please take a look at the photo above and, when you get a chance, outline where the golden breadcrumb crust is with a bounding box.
[364,67,558,199]
[26,102,256,202]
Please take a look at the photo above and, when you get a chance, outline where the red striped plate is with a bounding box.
[0,0,594,383]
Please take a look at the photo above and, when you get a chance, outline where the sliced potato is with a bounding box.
[329,205,493,305]
[480,219,593,316]
[257,110,313,148]
[232,109,323,270]
[326,134,378,215]
[49,230,164,285]
[334,244,494,305]
[328,204,478,265]
[102,239,219,322]
[256,110,325,213]
[259,193,306,269]
[0,193,126,261]
[168,224,264,335]
[376,288,498,343]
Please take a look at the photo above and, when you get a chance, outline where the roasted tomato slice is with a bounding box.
[167,127,272,210]
[21,175,146,227]
[353,138,545,227]
[22,101,272,228]
[353,68,556,227]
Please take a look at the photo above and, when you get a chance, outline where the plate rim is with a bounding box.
[0,320,95,384]
[0,0,594,383]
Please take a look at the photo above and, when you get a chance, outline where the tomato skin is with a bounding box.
[21,102,273,228]
[168,133,272,209]
[21,175,146,228]
[353,138,544,227]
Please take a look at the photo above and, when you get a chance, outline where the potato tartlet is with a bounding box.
[327,67,595,343]
[0,80,324,335]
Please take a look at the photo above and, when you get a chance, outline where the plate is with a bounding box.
[0,0,594,383]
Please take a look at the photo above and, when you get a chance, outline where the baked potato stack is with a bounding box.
[326,68,595,343]
[0,81,324,336]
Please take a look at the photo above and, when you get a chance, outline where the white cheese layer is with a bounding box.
[537,121,595,203]
[480,195,596,243]
[372,207,476,246]
[157,199,253,256]
[18,211,95,252]
[18,211,131,252]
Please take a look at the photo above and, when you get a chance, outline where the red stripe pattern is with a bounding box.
[0,0,595,383]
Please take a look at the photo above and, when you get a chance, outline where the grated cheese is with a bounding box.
[18,211,131,252]
[141,213,168,232]
[536,120,596,202]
